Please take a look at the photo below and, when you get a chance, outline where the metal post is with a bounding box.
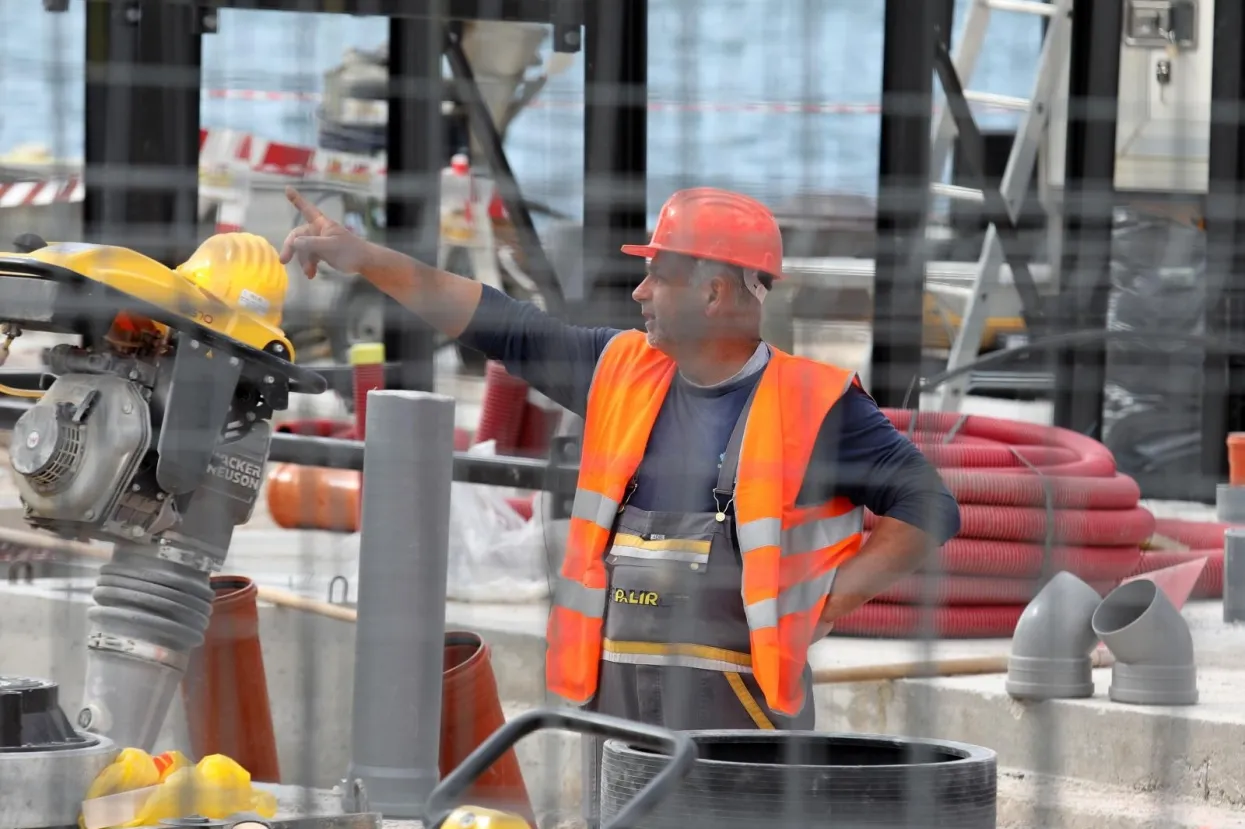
[383,13,444,393]
[444,25,565,315]
[1201,0,1245,488]
[83,0,204,265]
[870,0,935,409]
[1050,0,1122,437]
[345,390,456,817]
[581,0,648,330]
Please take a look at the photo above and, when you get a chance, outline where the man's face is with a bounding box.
[631,253,712,353]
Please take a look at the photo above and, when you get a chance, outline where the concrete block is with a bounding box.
[812,668,1245,809]
[997,770,1245,829]
[5,574,1245,826]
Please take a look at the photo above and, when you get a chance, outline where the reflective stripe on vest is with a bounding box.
[545,331,864,715]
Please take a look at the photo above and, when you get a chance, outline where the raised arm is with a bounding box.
[280,187,486,339]
[279,187,618,415]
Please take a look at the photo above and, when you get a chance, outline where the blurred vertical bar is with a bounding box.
[870,0,936,409]
[384,9,444,393]
[1201,0,1245,489]
[582,0,647,330]
[84,0,203,266]
[1050,0,1122,437]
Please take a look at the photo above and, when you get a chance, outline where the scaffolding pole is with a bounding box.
[581,0,648,331]
[83,0,204,266]
[1050,0,1122,437]
[382,12,446,394]
[870,0,936,409]
[1201,0,1245,490]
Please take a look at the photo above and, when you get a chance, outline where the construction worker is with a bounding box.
[281,184,959,804]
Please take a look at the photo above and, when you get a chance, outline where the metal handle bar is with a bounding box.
[422,708,697,829]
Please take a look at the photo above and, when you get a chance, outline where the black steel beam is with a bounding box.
[444,24,566,315]
[580,0,647,330]
[1202,0,1245,487]
[870,0,936,409]
[0,397,578,492]
[382,13,444,393]
[83,0,204,266]
[1050,0,1122,437]
[267,432,580,492]
[188,0,580,25]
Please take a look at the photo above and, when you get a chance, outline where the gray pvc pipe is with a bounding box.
[1006,571,1102,700]
[346,390,456,817]
[1224,528,1245,624]
[1216,484,1245,524]
[1092,579,1198,706]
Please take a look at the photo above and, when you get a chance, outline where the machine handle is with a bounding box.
[422,708,697,829]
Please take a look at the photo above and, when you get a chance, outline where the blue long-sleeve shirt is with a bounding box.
[459,286,961,543]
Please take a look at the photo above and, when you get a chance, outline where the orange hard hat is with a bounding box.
[621,187,783,279]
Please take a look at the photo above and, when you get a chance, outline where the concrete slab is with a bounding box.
[3,569,1243,816]
[997,771,1245,829]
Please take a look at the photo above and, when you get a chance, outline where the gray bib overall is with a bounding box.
[579,386,818,823]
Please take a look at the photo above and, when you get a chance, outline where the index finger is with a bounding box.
[286,187,324,223]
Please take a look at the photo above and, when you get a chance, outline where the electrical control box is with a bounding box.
[1123,0,1198,48]
[1047,0,1211,194]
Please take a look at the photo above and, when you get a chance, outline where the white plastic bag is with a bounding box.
[338,441,563,603]
[444,441,559,603]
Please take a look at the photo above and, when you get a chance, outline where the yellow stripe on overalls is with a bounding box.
[610,533,712,564]
[724,672,777,730]
[611,533,711,554]
[600,640,776,729]
[602,639,752,670]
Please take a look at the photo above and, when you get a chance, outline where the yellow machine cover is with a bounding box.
[1,233,294,357]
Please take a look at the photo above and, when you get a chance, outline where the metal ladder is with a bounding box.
[926,0,1074,412]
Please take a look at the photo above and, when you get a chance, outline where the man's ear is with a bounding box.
[705,272,733,315]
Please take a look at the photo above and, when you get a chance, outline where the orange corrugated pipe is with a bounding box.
[476,361,529,454]
[181,575,281,783]
[441,631,533,819]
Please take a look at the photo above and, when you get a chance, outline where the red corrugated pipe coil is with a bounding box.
[270,389,1227,640]
[831,409,1217,638]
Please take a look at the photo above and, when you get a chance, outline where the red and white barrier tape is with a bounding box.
[204,87,890,115]
[4,126,381,205]
[0,178,84,208]
[1,89,1020,206]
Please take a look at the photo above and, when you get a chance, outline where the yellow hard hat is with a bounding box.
[176,232,289,328]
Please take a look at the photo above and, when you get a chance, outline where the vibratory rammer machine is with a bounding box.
[0,231,328,828]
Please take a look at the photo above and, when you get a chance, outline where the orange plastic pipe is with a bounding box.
[181,575,281,783]
[441,631,533,819]
[265,464,362,533]
[1229,433,1245,486]
[266,446,534,532]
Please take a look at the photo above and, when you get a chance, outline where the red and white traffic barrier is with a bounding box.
[0,178,84,207]
[0,127,385,208]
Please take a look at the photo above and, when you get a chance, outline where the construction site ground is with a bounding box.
[0,332,1243,829]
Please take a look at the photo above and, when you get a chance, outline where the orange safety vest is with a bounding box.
[545,330,865,717]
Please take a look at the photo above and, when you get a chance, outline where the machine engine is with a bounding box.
[0,232,326,790]
[11,349,274,562]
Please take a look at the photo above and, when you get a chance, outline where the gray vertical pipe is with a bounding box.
[345,390,456,817]
[1224,529,1245,624]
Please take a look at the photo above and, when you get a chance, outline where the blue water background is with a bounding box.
[0,0,1042,223]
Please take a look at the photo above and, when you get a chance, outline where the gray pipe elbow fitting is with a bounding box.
[1092,579,1198,706]
[1006,571,1103,700]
